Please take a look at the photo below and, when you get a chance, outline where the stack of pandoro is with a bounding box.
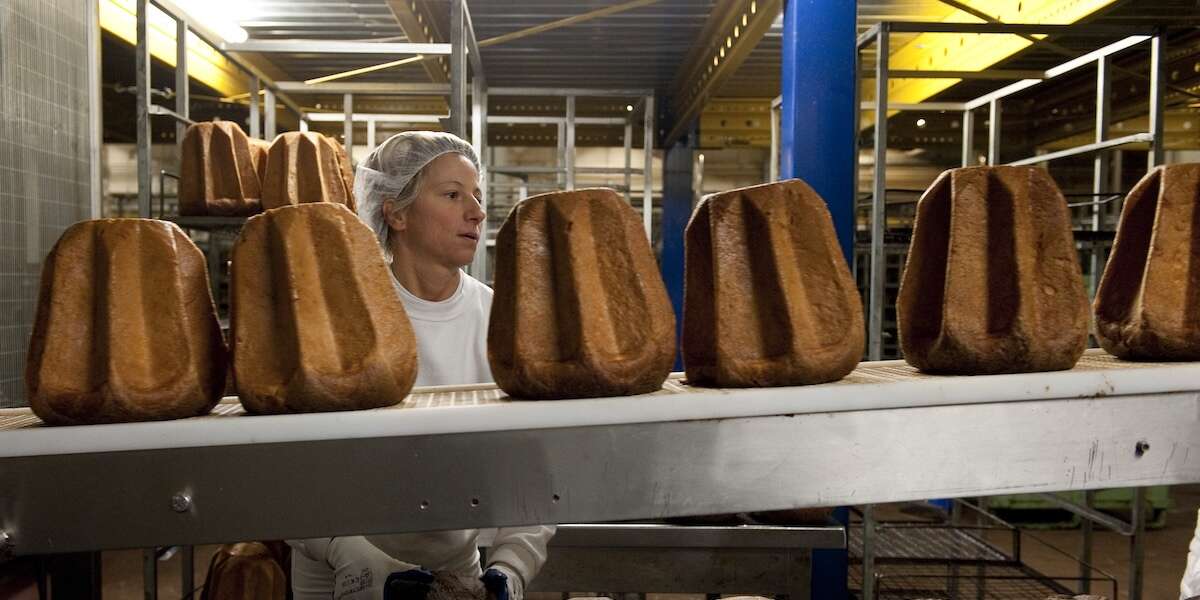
[179,121,264,217]
[489,188,675,399]
[682,179,864,387]
[898,166,1089,374]
[261,132,356,211]
[25,220,227,425]
[201,542,289,600]
[1095,163,1200,360]
[230,202,417,413]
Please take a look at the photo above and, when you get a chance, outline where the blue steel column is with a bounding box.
[659,121,695,371]
[780,0,857,263]
[780,2,857,598]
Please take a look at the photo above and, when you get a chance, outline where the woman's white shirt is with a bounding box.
[394,271,494,387]
[290,271,553,599]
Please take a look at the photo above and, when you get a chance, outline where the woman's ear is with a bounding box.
[383,199,407,232]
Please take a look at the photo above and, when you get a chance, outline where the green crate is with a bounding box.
[985,487,1170,529]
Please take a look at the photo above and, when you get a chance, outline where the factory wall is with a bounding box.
[0,0,94,407]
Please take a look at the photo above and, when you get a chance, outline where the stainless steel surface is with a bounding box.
[961,107,975,167]
[529,523,837,596]
[450,0,466,138]
[222,41,450,55]
[643,94,654,239]
[0,531,12,560]
[1005,133,1155,166]
[1035,493,1133,535]
[276,82,452,94]
[867,24,889,361]
[550,522,844,549]
[142,548,157,600]
[343,93,353,157]
[175,17,189,152]
[249,75,260,138]
[264,87,276,139]
[565,95,576,190]
[1091,55,1111,296]
[1130,487,1145,600]
[3,353,1198,555]
[1148,34,1165,170]
[136,0,152,218]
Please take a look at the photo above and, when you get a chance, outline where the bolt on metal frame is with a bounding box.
[853,22,1165,600]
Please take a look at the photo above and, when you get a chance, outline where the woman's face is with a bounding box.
[387,153,484,269]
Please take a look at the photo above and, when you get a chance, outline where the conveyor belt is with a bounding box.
[2,349,1197,458]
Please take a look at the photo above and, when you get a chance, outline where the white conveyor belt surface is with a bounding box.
[2,349,1197,458]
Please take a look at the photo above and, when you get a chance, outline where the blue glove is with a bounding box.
[383,568,434,600]
[480,567,511,600]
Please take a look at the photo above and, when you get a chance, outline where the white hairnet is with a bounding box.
[355,131,480,261]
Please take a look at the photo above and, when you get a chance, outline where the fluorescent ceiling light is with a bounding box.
[169,0,251,43]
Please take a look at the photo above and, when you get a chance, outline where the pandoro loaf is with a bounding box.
[1095,164,1200,360]
[179,121,263,217]
[201,542,288,600]
[489,188,675,399]
[683,179,864,387]
[898,166,1088,374]
[261,132,355,210]
[248,137,271,185]
[26,219,227,425]
[230,202,417,413]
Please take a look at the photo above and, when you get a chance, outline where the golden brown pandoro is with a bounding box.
[898,166,1088,374]
[325,135,357,212]
[230,202,417,413]
[261,132,354,210]
[248,137,272,186]
[1095,164,1200,360]
[489,188,675,399]
[26,219,227,425]
[179,121,263,217]
[683,179,864,387]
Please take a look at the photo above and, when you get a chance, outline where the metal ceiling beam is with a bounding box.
[386,0,449,84]
[664,0,783,146]
[477,0,663,49]
[222,41,450,55]
[276,82,451,94]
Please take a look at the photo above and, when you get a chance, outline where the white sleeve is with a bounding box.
[1183,510,1200,600]
[287,537,335,564]
[486,525,556,587]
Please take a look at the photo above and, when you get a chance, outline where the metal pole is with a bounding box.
[1147,32,1165,170]
[1081,490,1095,593]
[862,504,876,600]
[769,102,779,182]
[624,119,633,202]
[868,24,889,361]
[450,0,467,137]
[556,122,565,187]
[643,95,654,240]
[175,17,189,152]
[988,98,1001,165]
[88,0,103,218]
[343,93,354,159]
[135,0,152,218]
[1090,56,1111,298]
[142,548,157,600]
[248,76,260,139]
[471,75,488,280]
[565,95,576,190]
[181,546,194,599]
[367,119,376,151]
[961,108,975,167]
[264,87,276,139]
[1130,487,1146,600]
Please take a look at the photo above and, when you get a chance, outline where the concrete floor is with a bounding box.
[95,486,1200,599]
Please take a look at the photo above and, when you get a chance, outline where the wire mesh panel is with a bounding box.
[0,0,94,407]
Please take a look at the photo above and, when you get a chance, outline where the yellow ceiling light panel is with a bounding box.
[100,0,245,97]
[882,0,1118,106]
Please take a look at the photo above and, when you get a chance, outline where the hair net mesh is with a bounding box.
[354,131,480,261]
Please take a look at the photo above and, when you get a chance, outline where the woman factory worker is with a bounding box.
[288,132,555,600]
